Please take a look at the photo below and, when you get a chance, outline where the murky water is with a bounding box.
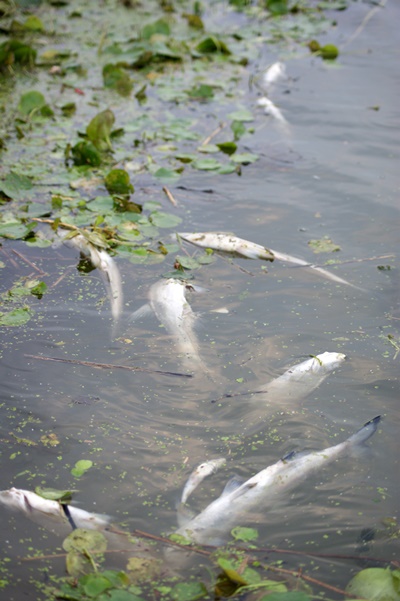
[1,1,399,598]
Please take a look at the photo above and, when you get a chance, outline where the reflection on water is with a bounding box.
[1,3,399,599]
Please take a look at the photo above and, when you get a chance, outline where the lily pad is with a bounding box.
[86,109,115,151]
[308,236,341,253]
[105,169,134,196]
[0,307,32,327]
[345,568,400,601]
[0,171,32,201]
[71,459,93,478]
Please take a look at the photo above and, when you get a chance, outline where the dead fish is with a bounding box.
[58,230,123,322]
[257,96,289,129]
[257,351,347,402]
[177,232,363,289]
[0,487,111,533]
[263,61,287,88]
[181,458,226,505]
[177,232,274,261]
[130,278,208,374]
[171,416,381,548]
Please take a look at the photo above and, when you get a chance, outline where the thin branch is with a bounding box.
[343,0,386,49]
[24,354,193,378]
[162,186,178,207]
[314,254,395,268]
[11,249,47,275]
[201,122,225,146]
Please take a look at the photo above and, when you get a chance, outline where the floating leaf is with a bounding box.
[82,574,114,597]
[196,36,231,55]
[320,44,339,60]
[142,19,170,39]
[0,172,32,200]
[71,141,102,167]
[192,158,222,171]
[153,167,181,181]
[230,152,259,164]
[231,120,246,140]
[231,526,258,542]
[187,84,214,100]
[0,221,32,239]
[0,39,37,69]
[30,281,47,299]
[171,581,208,601]
[308,237,341,253]
[35,487,74,502]
[345,568,400,601]
[217,141,237,155]
[71,459,93,478]
[86,109,115,151]
[103,64,133,97]
[266,0,289,16]
[228,109,253,122]
[23,15,44,31]
[150,211,182,228]
[0,307,32,327]
[105,169,134,196]
[63,529,107,554]
[18,91,46,116]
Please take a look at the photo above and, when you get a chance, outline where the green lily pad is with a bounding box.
[105,169,134,196]
[71,459,93,478]
[0,172,32,200]
[308,236,341,253]
[86,109,115,151]
[192,158,222,170]
[231,152,259,164]
[217,141,237,155]
[0,307,32,327]
[35,487,74,502]
[71,141,102,167]
[150,211,182,228]
[345,568,400,601]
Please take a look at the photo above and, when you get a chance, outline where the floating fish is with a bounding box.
[256,351,347,402]
[263,62,287,88]
[172,416,381,548]
[257,96,289,128]
[177,232,362,289]
[58,230,123,322]
[130,278,208,374]
[0,488,111,533]
[177,232,274,261]
[181,458,226,505]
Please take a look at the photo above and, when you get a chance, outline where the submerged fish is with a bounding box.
[257,351,347,402]
[181,458,226,505]
[257,96,289,129]
[0,488,111,532]
[177,232,362,289]
[57,229,123,322]
[172,416,381,548]
[130,278,208,373]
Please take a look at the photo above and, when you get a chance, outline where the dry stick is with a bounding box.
[314,254,395,268]
[248,546,398,567]
[10,249,47,275]
[31,217,80,230]
[201,122,226,146]
[265,564,353,598]
[342,0,386,49]
[162,186,178,207]
[24,354,193,378]
[0,247,19,269]
[51,265,75,288]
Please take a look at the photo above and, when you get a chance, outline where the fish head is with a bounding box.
[313,352,347,374]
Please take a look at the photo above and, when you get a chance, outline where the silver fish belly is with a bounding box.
[173,416,381,547]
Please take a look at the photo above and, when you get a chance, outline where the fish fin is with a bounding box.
[128,303,151,323]
[220,475,246,497]
[187,284,208,294]
[347,416,381,446]
[281,450,297,462]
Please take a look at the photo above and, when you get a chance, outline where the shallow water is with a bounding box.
[0,0,399,598]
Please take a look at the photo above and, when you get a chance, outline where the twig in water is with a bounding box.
[24,354,193,378]
[314,254,395,268]
[201,122,225,146]
[343,0,386,49]
[0,247,19,269]
[11,249,47,275]
[162,186,178,207]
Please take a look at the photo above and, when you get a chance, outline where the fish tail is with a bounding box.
[347,416,381,446]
